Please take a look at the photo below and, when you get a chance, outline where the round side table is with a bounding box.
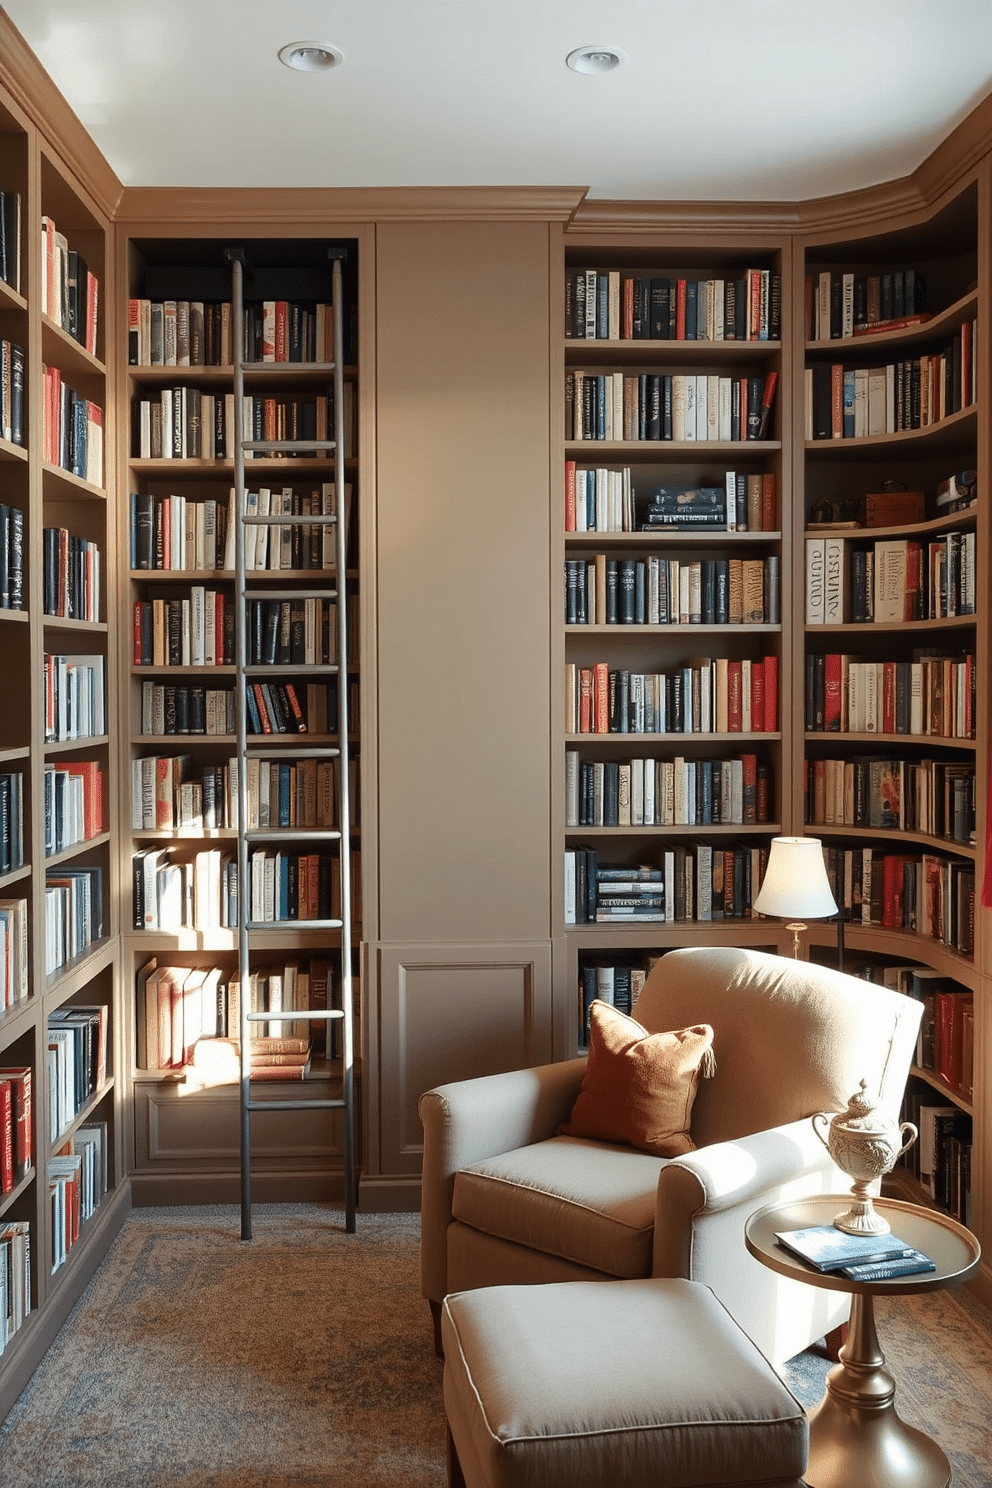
[745,1194,980,1488]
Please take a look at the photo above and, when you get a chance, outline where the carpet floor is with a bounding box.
[2,1203,990,1487]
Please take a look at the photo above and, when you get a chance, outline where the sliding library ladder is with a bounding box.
[228,248,356,1238]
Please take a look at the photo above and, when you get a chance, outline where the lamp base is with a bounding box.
[785,922,807,960]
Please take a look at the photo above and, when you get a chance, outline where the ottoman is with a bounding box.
[441,1278,809,1488]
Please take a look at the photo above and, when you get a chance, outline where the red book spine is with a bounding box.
[882,662,897,734]
[823,653,842,732]
[676,279,687,340]
[578,668,593,734]
[275,301,288,362]
[594,662,610,734]
[564,459,576,531]
[761,473,776,531]
[762,655,778,732]
[727,661,743,732]
[133,603,144,664]
[750,662,765,733]
[283,682,307,732]
[0,1080,12,1194]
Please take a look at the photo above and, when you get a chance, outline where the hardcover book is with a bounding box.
[775,1225,917,1271]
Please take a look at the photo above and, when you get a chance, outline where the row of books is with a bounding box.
[565,751,770,829]
[42,526,101,622]
[899,1082,971,1223]
[565,555,778,628]
[805,756,975,843]
[49,1123,108,1274]
[0,771,25,875]
[803,651,974,739]
[565,465,778,534]
[805,533,975,625]
[567,370,777,443]
[0,502,24,609]
[0,898,28,1010]
[127,298,334,367]
[0,1220,30,1352]
[136,681,352,738]
[845,959,973,1099]
[805,267,926,341]
[47,1005,108,1140]
[565,846,768,925]
[566,269,780,342]
[41,216,99,355]
[130,483,347,572]
[1,338,25,445]
[805,332,975,441]
[0,189,21,292]
[565,656,779,736]
[0,1066,31,1194]
[41,366,103,483]
[578,958,656,1043]
[247,597,339,666]
[132,591,234,669]
[43,763,104,859]
[133,847,237,933]
[132,754,344,833]
[132,845,359,932]
[132,387,335,461]
[43,652,106,742]
[820,844,974,955]
[44,865,104,977]
[136,955,336,1071]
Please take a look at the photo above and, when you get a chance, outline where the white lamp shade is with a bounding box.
[753,836,838,920]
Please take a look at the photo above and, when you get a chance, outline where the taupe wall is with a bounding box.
[373,220,555,943]
[367,221,558,1191]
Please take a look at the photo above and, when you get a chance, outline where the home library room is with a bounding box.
[120,233,362,1211]
[559,237,794,1045]
[0,88,125,1417]
[794,174,986,1242]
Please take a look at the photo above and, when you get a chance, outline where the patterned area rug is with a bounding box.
[3,1204,991,1487]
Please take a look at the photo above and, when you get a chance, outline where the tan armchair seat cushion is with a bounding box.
[452,1135,664,1278]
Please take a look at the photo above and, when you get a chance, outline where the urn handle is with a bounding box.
[811,1111,832,1150]
[896,1120,918,1159]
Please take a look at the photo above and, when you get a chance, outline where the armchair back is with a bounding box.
[632,947,921,1149]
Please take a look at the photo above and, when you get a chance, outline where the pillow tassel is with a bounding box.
[700,1046,717,1080]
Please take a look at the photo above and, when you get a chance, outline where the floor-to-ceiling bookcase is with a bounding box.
[0,79,127,1424]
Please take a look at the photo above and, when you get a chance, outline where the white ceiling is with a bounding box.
[7,1,992,202]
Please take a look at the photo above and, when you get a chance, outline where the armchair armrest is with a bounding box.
[652,1117,845,1276]
[419,1059,586,1305]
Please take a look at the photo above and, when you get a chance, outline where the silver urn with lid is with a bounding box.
[812,1079,918,1235]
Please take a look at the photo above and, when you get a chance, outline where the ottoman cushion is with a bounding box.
[442,1278,808,1488]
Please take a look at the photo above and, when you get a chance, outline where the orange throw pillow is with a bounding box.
[560,1001,716,1157]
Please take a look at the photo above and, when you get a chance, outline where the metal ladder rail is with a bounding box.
[229,251,355,1238]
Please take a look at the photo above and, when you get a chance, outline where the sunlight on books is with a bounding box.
[184,1036,241,1089]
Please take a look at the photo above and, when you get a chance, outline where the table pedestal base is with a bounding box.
[805,1294,950,1488]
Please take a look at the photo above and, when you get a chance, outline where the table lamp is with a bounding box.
[753,836,839,962]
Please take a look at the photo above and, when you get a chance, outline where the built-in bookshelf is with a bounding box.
[560,243,791,1046]
[798,179,984,1227]
[0,86,124,1422]
[121,237,361,1207]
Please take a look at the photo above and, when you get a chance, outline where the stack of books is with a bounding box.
[775,1224,935,1281]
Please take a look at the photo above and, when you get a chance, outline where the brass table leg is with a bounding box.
[805,1293,950,1488]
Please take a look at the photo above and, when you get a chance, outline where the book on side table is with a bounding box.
[774,1224,934,1278]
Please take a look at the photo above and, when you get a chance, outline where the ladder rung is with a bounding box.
[246,918,344,931]
[245,747,341,760]
[246,829,342,843]
[242,440,336,452]
[241,588,337,601]
[246,1008,343,1021]
[242,514,337,526]
[239,360,336,374]
[246,1098,347,1112]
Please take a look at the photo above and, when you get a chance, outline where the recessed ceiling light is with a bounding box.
[566,46,625,75]
[278,41,343,72]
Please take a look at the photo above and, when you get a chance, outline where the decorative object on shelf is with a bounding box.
[752,835,839,962]
[812,1079,918,1235]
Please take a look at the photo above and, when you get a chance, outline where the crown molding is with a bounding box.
[116,185,590,229]
[0,11,123,218]
[913,87,992,201]
[565,198,802,239]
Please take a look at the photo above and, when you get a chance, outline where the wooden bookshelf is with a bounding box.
[0,83,126,1425]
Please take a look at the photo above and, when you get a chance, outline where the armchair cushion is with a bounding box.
[453,1135,665,1278]
[559,1001,715,1156]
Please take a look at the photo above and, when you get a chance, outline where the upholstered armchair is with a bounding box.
[420,946,923,1366]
